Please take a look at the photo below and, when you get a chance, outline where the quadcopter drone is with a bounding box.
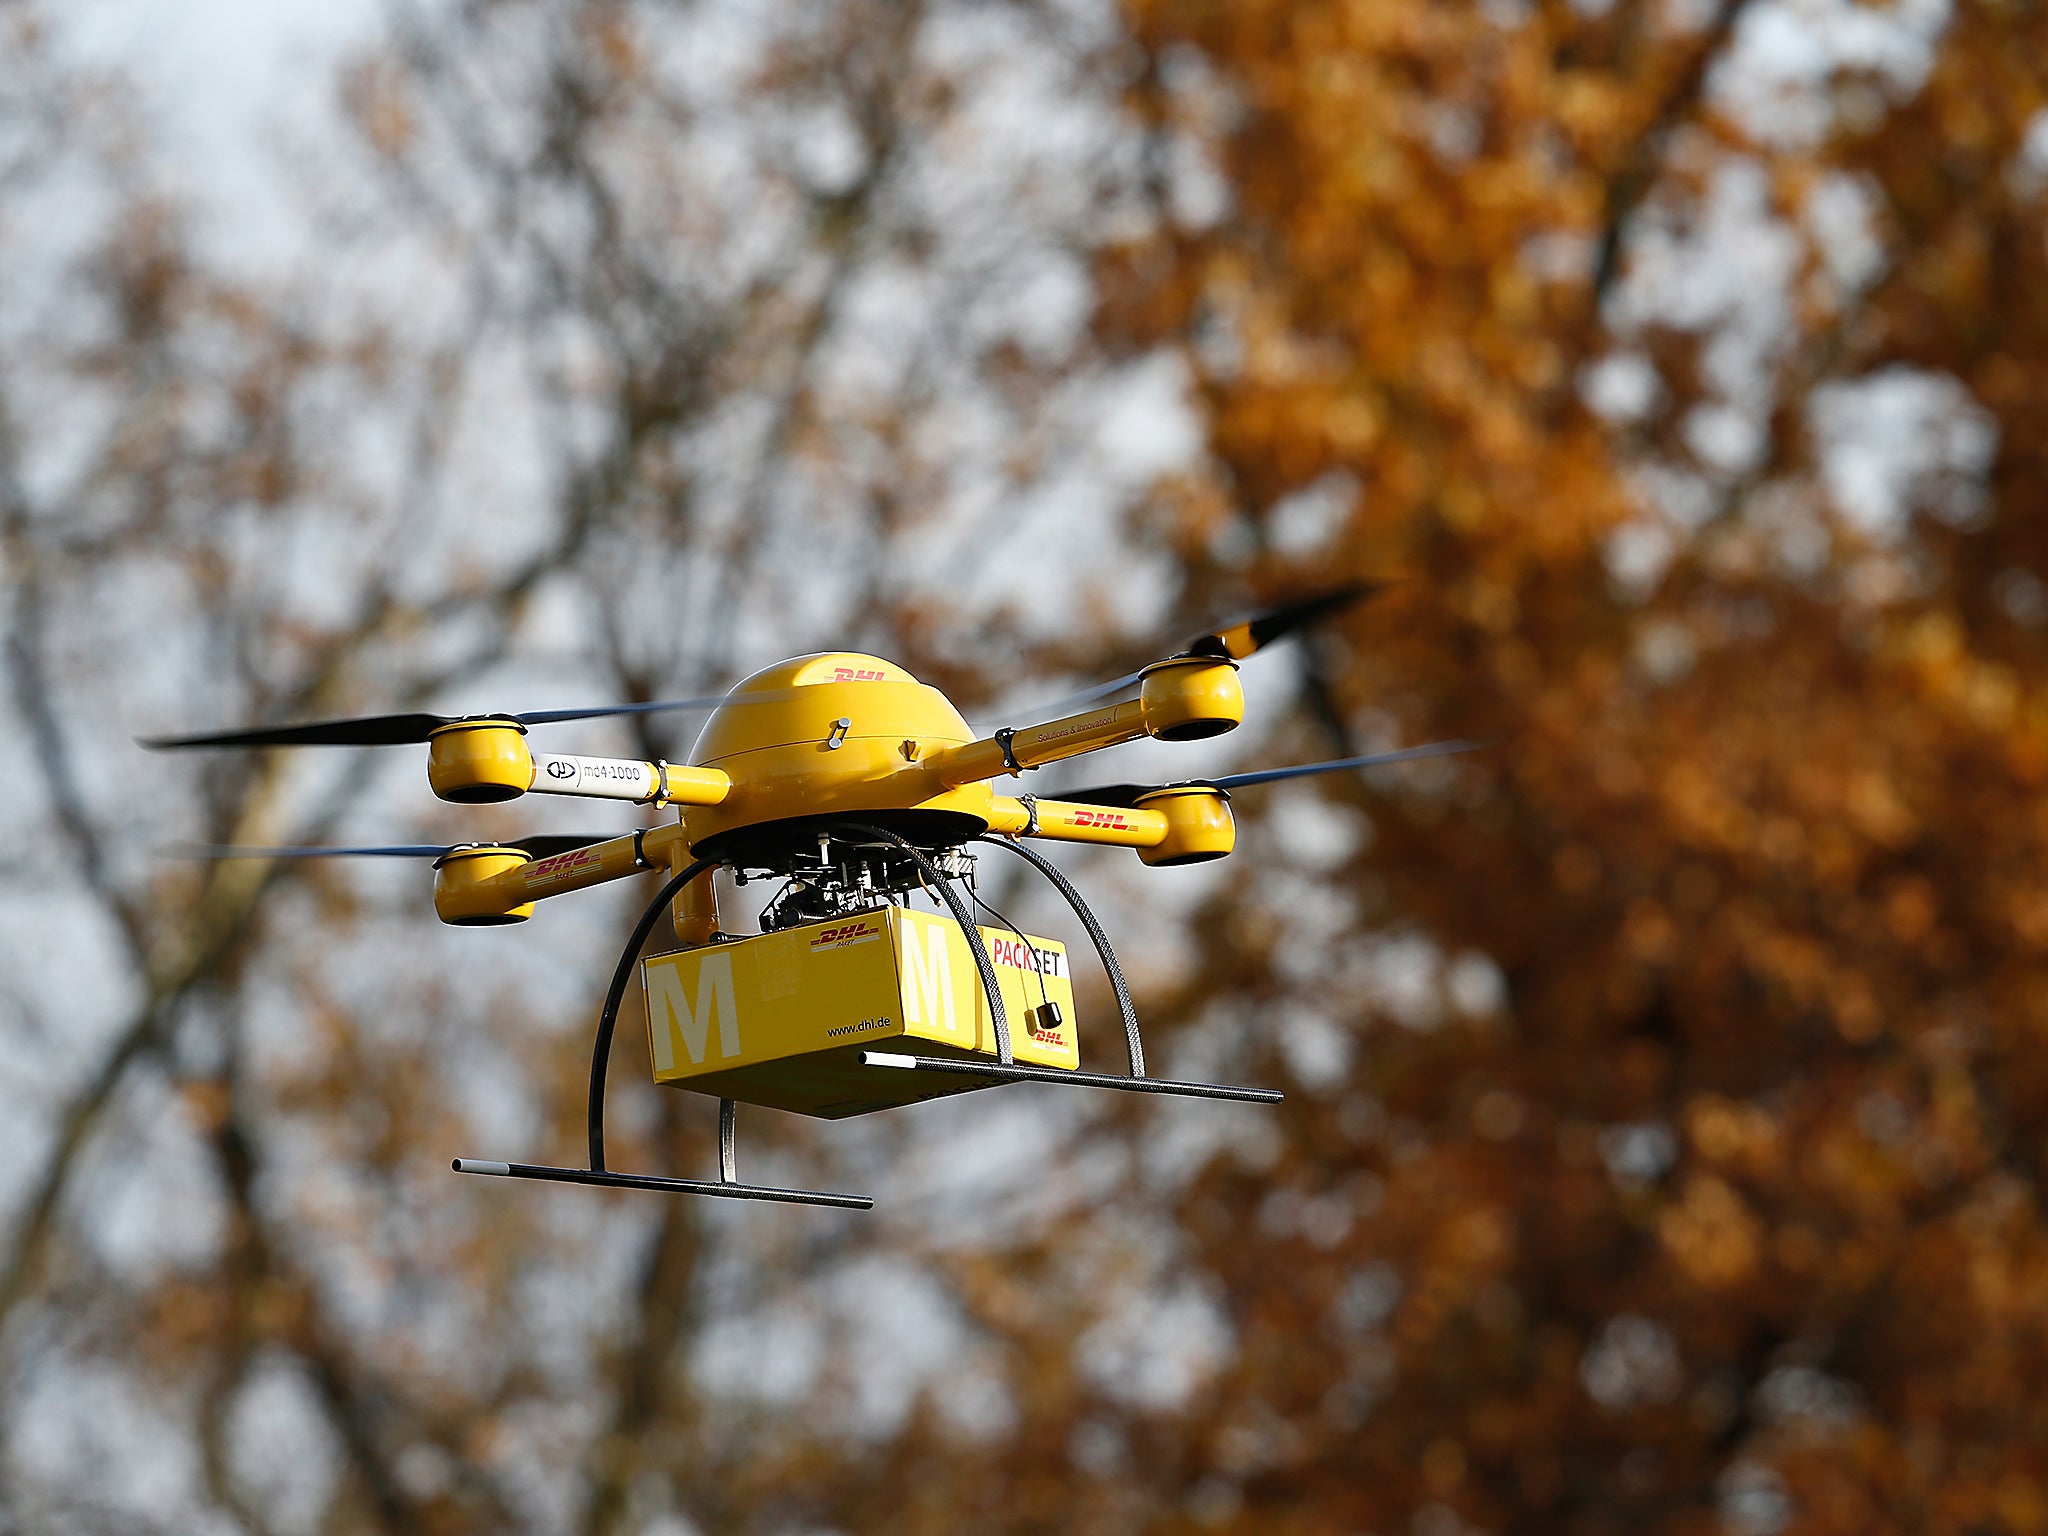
[153,584,1476,1209]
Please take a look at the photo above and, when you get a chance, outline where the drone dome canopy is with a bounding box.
[688,652,968,759]
[680,651,995,860]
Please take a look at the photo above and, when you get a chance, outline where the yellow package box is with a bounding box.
[642,906,1079,1118]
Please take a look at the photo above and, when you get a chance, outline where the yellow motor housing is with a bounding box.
[434,846,534,925]
[428,720,534,803]
[1135,785,1236,866]
[1139,657,1244,742]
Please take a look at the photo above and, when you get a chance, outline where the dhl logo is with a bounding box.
[1069,809,1129,830]
[527,847,601,879]
[833,666,886,682]
[810,920,881,951]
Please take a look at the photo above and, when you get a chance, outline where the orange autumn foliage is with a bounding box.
[1045,0,2048,1530]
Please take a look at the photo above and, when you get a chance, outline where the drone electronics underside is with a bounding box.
[155,585,1479,1210]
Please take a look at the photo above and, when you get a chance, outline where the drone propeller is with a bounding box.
[174,833,618,860]
[1055,738,1484,808]
[138,696,726,751]
[1192,580,1386,662]
[1022,580,1386,717]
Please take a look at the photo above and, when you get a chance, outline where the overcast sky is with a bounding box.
[55,0,383,263]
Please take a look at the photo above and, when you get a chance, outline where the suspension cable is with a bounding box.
[968,882,1049,1019]
[833,823,1013,1065]
[974,834,1144,1079]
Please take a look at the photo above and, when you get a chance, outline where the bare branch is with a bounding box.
[1589,0,1758,308]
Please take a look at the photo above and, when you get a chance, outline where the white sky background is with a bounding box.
[52,0,386,269]
[48,0,1195,710]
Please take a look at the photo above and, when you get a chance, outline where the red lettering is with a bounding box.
[812,921,876,945]
[529,847,600,879]
[1071,809,1129,831]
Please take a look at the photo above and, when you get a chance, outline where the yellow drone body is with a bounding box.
[677,652,994,859]
[150,581,1471,1209]
[675,649,1249,859]
[395,649,1254,878]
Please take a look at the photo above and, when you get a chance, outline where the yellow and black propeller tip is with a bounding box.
[171,833,618,861]
[1055,738,1485,808]
[1021,580,1387,717]
[137,697,726,751]
[1189,579,1386,663]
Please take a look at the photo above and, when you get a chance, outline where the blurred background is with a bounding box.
[3,0,2045,1531]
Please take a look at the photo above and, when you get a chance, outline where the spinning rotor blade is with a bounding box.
[1193,579,1383,662]
[139,696,726,750]
[1055,738,1484,808]
[1013,581,1385,719]
[140,714,454,750]
[1029,671,1146,714]
[175,833,619,860]
[499,833,626,859]
[1040,782,1156,810]
[511,697,726,727]
[1207,738,1483,789]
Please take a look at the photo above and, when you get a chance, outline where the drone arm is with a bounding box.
[927,700,1149,785]
[986,794,1168,849]
[929,658,1244,787]
[521,753,730,806]
[989,787,1235,867]
[439,823,694,922]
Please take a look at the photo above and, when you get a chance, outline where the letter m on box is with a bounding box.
[648,950,740,1069]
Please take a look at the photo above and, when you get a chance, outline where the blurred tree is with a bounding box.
[0,1,1164,1530]
[994,1,2048,1533]
[8,0,2048,1533]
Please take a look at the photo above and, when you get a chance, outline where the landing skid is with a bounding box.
[862,1051,1283,1104]
[451,1158,872,1210]
[456,1093,874,1210]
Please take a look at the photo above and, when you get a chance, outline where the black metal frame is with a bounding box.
[832,822,1014,1064]
[452,828,1284,1210]
[973,833,1146,1077]
[453,855,875,1209]
[870,831,1284,1107]
[862,1051,1281,1103]
[450,1159,872,1208]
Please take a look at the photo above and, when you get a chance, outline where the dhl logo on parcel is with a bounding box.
[809,920,881,952]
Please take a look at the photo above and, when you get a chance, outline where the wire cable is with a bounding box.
[974,834,1144,1078]
[969,883,1049,1018]
[833,823,1013,1065]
